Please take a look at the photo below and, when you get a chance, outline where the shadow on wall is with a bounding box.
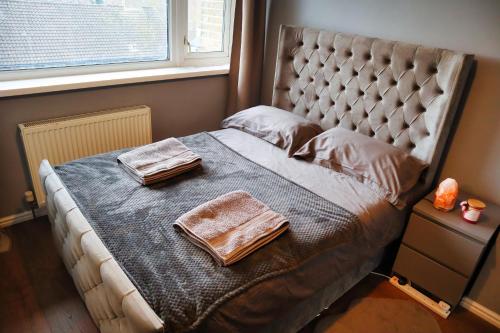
[467,230,500,313]
[440,56,500,204]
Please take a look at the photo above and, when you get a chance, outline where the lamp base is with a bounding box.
[0,231,11,253]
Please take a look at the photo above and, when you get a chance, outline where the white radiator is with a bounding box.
[19,105,152,206]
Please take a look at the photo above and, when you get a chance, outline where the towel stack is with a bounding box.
[118,138,201,185]
[174,191,289,266]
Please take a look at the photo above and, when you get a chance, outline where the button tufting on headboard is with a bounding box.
[272,26,474,188]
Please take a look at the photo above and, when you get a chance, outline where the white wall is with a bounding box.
[263,0,500,313]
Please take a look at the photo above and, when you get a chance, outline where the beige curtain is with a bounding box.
[226,0,267,116]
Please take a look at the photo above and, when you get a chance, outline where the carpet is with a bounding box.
[314,297,442,333]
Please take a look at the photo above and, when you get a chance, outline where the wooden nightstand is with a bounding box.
[392,192,499,308]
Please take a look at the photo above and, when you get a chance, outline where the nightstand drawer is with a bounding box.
[393,245,468,305]
[403,213,483,276]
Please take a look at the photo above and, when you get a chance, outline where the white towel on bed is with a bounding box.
[117,138,201,185]
[173,191,289,266]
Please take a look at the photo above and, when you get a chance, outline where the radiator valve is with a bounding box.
[24,190,35,203]
[24,190,36,220]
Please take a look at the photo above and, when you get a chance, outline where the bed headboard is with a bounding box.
[272,25,473,188]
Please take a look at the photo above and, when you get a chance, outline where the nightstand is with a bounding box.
[392,192,499,308]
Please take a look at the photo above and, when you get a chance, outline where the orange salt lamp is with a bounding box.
[434,178,458,212]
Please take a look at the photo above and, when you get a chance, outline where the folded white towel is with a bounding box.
[174,191,289,266]
[117,138,201,185]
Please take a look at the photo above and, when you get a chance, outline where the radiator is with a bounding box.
[19,105,152,206]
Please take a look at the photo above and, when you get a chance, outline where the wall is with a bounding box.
[263,0,499,313]
[0,75,228,217]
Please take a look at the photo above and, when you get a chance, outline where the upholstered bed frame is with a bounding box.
[39,26,473,333]
[39,160,164,333]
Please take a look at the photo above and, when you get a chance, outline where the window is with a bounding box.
[187,0,226,53]
[0,0,234,80]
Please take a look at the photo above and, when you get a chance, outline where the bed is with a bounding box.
[38,26,473,333]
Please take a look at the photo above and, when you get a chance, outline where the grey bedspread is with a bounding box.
[54,132,364,332]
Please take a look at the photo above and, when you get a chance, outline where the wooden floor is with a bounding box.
[0,217,496,333]
[0,217,98,333]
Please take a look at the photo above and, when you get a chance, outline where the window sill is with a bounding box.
[0,64,230,98]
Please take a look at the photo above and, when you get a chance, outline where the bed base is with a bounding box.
[39,158,385,333]
[39,160,163,333]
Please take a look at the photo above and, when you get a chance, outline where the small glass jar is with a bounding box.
[460,199,486,224]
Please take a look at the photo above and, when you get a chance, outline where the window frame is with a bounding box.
[0,0,234,82]
[181,0,233,63]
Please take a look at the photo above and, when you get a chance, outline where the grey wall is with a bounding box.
[263,0,499,312]
[0,76,228,217]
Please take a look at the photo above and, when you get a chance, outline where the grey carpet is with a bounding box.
[314,297,442,333]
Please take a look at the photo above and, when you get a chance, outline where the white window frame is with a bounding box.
[180,0,233,65]
[0,0,235,82]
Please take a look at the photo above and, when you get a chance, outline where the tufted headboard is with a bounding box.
[272,25,473,189]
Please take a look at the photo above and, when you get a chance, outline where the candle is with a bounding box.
[460,199,486,223]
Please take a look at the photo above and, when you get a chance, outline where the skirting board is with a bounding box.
[0,207,47,228]
[461,297,500,328]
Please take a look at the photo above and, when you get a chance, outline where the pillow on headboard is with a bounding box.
[221,105,322,156]
[294,127,427,208]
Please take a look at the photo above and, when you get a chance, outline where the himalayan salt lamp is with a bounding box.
[434,178,459,212]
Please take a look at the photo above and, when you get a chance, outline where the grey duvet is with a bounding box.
[54,132,373,332]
